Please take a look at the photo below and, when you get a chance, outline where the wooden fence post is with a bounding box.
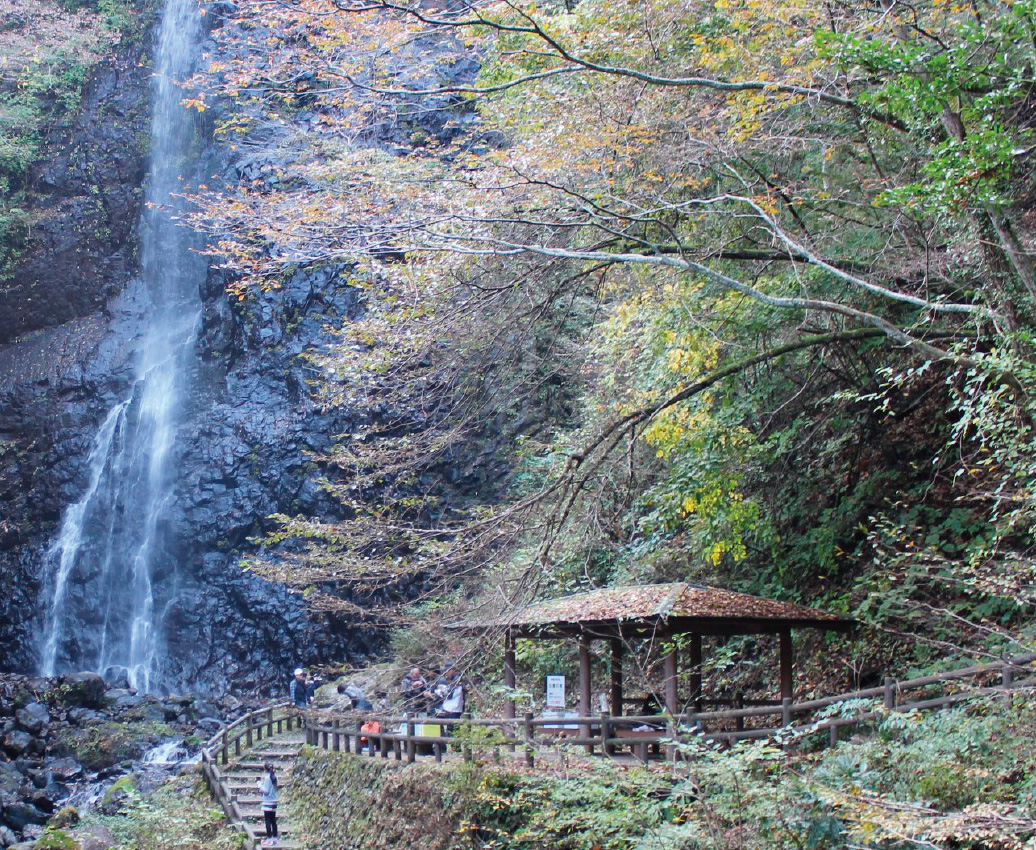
[246,714,253,749]
[781,697,792,727]
[462,713,473,763]
[407,719,416,764]
[883,677,896,710]
[221,729,228,766]
[599,712,611,756]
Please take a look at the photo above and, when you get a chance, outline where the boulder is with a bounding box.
[29,787,57,813]
[0,826,15,848]
[66,709,103,727]
[0,730,32,758]
[97,775,135,816]
[45,759,82,783]
[14,705,48,736]
[100,668,129,690]
[1,801,46,830]
[31,830,80,850]
[0,761,22,795]
[49,806,79,830]
[72,824,113,850]
[57,674,105,710]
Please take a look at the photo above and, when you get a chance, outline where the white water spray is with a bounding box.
[40,0,206,692]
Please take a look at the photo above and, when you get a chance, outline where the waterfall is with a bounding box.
[39,0,206,692]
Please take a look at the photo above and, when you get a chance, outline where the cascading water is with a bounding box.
[40,0,207,692]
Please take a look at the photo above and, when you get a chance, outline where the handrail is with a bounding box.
[301,651,1036,766]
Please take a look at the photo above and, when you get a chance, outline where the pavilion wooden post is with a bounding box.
[663,641,680,762]
[689,633,703,713]
[504,628,516,752]
[779,627,794,701]
[609,639,624,717]
[663,641,679,716]
[579,635,593,753]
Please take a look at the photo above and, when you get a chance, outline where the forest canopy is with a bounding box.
[191,0,1036,667]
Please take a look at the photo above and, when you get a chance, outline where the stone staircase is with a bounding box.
[200,705,309,849]
[220,733,307,848]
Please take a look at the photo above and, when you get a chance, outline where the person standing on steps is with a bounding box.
[258,761,279,847]
[289,667,312,708]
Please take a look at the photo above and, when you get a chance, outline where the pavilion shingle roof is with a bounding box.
[455,582,853,636]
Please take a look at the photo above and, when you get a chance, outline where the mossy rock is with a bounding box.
[49,805,80,830]
[100,774,137,814]
[34,829,80,850]
[54,721,172,771]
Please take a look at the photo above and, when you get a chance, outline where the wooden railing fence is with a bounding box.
[303,652,1036,766]
[200,701,300,844]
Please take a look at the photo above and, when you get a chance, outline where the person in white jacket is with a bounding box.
[257,761,279,846]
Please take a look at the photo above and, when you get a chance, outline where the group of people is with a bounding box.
[398,661,466,719]
[288,661,466,718]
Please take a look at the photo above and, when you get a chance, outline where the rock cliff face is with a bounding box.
[0,5,376,692]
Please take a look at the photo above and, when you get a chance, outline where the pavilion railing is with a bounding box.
[302,651,1036,766]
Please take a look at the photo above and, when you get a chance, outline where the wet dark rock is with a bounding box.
[1,802,45,830]
[65,709,103,727]
[24,769,47,790]
[1,730,32,758]
[45,760,82,784]
[28,788,56,814]
[0,762,22,795]
[58,674,106,711]
[15,704,48,735]
[100,668,130,690]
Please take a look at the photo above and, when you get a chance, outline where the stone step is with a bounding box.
[235,760,299,769]
[224,783,294,791]
[239,806,299,818]
[240,816,294,829]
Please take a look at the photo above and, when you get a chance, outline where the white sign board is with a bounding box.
[545,674,566,708]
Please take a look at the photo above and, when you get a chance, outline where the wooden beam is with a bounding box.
[779,627,793,701]
[610,639,624,716]
[689,633,702,711]
[504,628,516,722]
[663,643,679,715]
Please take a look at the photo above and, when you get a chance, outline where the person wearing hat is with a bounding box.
[289,667,313,708]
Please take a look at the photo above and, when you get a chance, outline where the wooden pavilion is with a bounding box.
[454,582,854,724]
